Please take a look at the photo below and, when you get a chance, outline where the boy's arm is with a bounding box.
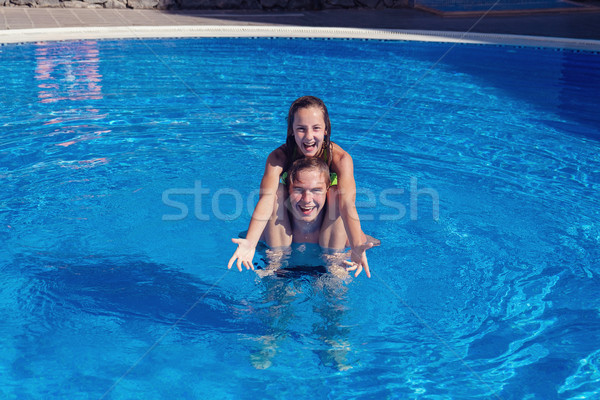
[227,150,285,271]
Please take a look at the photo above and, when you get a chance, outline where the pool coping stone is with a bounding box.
[0,8,599,48]
[1,24,599,51]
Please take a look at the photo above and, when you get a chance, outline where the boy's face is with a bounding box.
[288,169,328,223]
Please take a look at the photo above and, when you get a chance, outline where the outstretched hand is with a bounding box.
[227,238,257,272]
[343,242,374,278]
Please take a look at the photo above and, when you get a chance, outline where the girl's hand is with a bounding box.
[228,238,257,271]
[343,242,374,278]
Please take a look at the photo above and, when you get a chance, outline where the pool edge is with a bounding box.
[1,25,599,51]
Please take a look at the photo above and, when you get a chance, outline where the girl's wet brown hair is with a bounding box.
[284,96,332,170]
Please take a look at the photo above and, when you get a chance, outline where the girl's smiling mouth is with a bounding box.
[303,141,317,153]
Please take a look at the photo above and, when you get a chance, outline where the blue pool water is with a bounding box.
[1,37,599,399]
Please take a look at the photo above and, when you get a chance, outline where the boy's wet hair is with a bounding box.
[285,96,332,169]
[287,157,331,189]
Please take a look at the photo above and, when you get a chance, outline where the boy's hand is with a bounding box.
[228,238,257,271]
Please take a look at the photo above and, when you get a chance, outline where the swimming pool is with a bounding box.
[1,34,599,398]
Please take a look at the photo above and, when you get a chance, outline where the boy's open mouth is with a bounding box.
[298,205,315,215]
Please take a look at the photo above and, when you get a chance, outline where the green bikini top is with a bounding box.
[280,171,338,186]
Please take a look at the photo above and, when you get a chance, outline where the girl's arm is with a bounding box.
[334,150,374,278]
[228,149,285,271]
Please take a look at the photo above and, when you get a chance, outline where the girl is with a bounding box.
[227,96,375,277]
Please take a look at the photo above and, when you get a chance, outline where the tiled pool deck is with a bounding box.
[0,6,599,46]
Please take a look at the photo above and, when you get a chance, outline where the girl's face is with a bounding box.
[292,106,327,157]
